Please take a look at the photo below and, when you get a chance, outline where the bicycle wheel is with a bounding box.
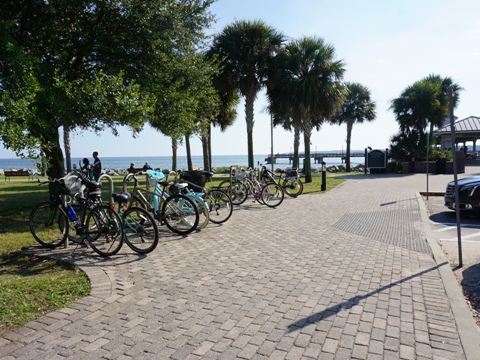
[261,182,285,208]
[122,206,159,254]
[204,189,233,224]
[219,180,248,205]
[188,195,209,229]
[85,205,124,256]
[162,194,199,235]
[29,202,68,248]
[282,178,304,197]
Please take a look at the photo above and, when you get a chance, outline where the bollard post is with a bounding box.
[321,161,326,191]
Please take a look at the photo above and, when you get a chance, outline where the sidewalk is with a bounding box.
[1,171,480,359]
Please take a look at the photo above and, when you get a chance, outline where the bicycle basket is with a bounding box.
[147,169,165,186]
[235,168,247,180]
[286,169,298,180]
[63,173,84,195]
[49,180,70,203]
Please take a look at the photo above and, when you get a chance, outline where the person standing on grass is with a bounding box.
[92,151,102,181]
[81,158,94,180]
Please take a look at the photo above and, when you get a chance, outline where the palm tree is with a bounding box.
[209,20,284,168]
[266,36,345,182]
[331,83,376,172]
[390,75,461,160]
[266,50,302,169]
[203,89,239,171]
[422,74,462,131]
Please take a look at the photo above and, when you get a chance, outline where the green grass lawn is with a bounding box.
[0,171,348,334]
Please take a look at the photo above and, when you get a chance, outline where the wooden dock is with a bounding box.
[265,152,365,164]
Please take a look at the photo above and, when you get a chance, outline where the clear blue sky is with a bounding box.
[1,0,479,158]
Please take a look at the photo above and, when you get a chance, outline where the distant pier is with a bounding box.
[265,152,365,164]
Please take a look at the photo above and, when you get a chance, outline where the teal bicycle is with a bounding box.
[122,170,200,235]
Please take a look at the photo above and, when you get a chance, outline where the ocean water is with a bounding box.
[0,153,364,171]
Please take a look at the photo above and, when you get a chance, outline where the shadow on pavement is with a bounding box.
[461,264,480,326]
[287,262,448,333]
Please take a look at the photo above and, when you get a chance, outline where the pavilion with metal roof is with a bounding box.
[433,116,480,152]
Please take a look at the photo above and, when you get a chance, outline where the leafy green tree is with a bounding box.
[150,50,219,171]
[266,36,345,182]
[209,20,284,168]
[0,0,215,178]
[331,83,376,172]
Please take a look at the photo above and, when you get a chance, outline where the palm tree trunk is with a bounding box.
[201,133,210,172]
[303,127,313,183]
[63,126,72,173]
[208,125,213,170]
[171,138,178,171]
[293,126,300,169]
[345,119,353,172]
[245,93,255,168]
[185,135,193,170]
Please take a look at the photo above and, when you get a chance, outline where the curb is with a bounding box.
[416,192,480,359]
[419,191,444,196]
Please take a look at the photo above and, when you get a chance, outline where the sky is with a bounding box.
[1,0,479,159]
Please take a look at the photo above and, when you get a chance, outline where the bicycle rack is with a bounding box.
[98,173,115,207]
[229,165,237,200]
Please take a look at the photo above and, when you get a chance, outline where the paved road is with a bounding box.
[2,170,480,359]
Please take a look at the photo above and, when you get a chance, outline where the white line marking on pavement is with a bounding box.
[439,230,480,241]
[439,238,480,243]
[432,222,480,230]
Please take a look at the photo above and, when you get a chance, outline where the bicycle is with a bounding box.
[66,169,159,254]
[219,166,284,207]
[262,167,303,197]
[29,174,124,257]
[112,192,159,254]
[174,170,233,224]
[122,170,200,235]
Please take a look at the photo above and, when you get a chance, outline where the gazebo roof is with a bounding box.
[434,116,480,135]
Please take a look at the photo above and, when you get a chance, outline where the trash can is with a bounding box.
[435,158,447,174]
[180,171,206,192]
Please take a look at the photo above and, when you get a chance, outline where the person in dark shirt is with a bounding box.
[92,151,102,181]
[143,162,152,170]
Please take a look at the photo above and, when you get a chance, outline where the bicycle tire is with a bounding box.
[85,205,124,256]
[122,206,159,254]
[162,194,199,235]
[188,195,210,229]
[204,189,233,224]
[218,179,231,191]
[219,180,248,205]
[282,178,304,197]
[261,182,285,208]
[29,202,68,248]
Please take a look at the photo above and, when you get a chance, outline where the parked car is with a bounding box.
[444,176,480,211]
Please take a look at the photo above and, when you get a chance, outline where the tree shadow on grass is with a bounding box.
[287,262,448,333]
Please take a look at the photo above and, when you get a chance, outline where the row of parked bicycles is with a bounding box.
[28,163,303,257]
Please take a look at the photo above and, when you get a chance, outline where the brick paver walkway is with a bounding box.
[1,173,479,359]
